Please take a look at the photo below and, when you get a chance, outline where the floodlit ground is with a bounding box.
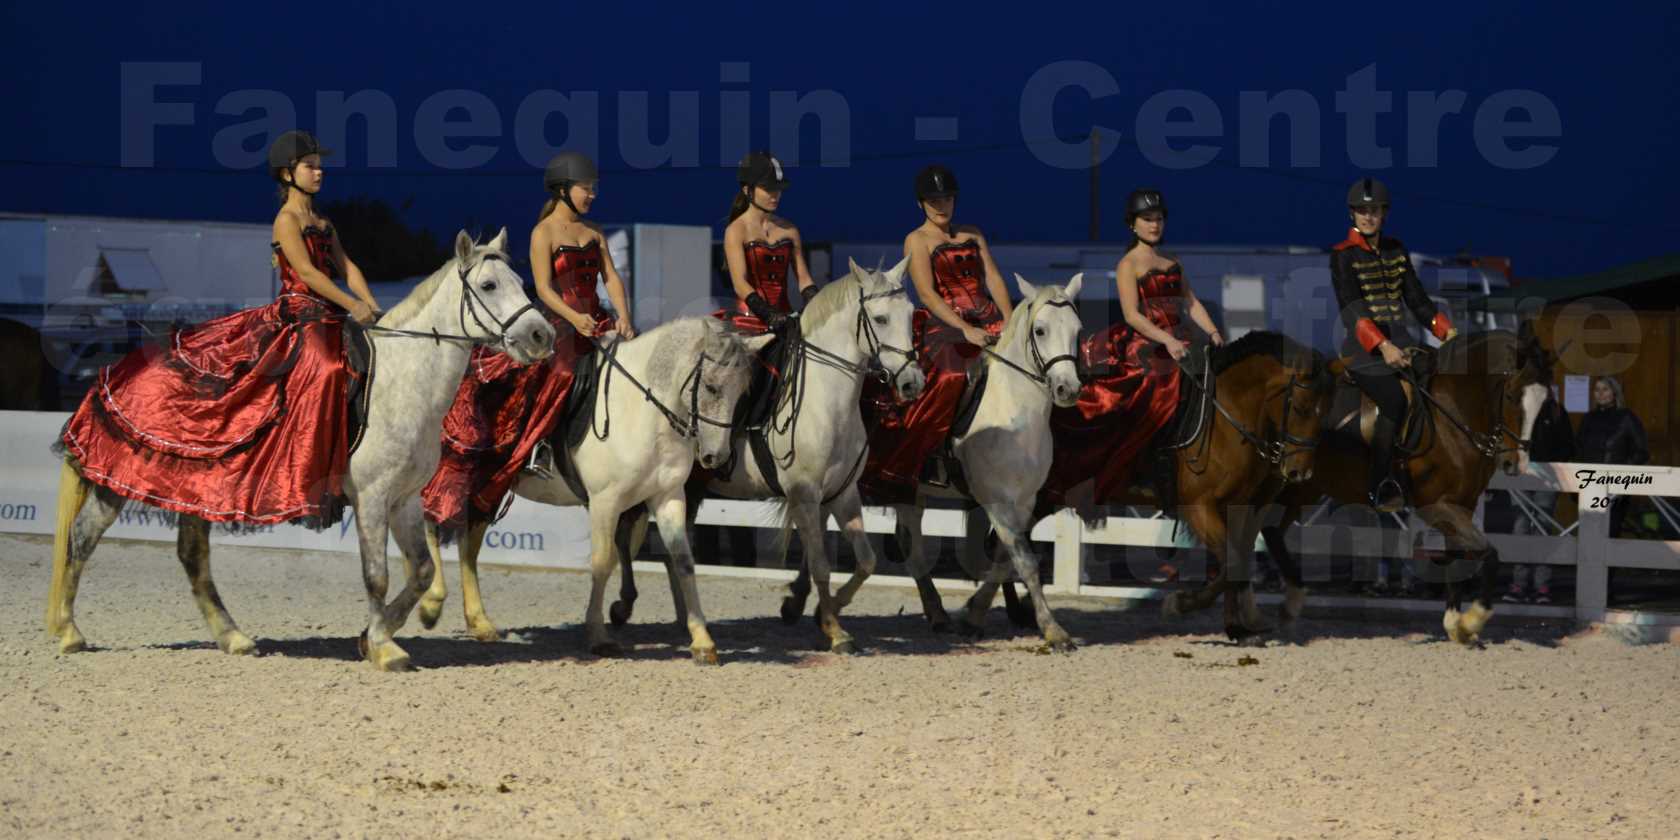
[3,533,1676,839]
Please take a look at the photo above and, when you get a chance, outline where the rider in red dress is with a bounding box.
[1041,189,1225,509]
[58,131,382,526]
[422,152,633,527]
[860,165,1014,504]
[714,150,818,335]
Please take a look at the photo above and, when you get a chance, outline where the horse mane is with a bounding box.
[799,267,862,331]
[993,285,1063,356]
[632,317,740,390]
[378,257,453,328]
[1211,330,1331,389]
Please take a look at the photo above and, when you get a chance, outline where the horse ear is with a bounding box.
[887,256,910,285]
[847,257,864,279]
[741,333,776,355]
[1064,272,1084,300]
[487,226,509,255]
[454,230,474,264]
[1014,273,1037,299]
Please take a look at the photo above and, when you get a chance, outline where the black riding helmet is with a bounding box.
[268,130,331,186]
[914,164,959,201]
[1125,188,1167,224]
[738,151,789,191]
[1347,177,1390,208]
[544,152,600,215]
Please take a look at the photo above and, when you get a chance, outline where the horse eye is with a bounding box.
[705,385,720,396]
[874,315,887,325]
[479,280,497,292]
[1034,326,1046,337]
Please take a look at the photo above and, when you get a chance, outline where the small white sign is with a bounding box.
[1563,375,1591,413]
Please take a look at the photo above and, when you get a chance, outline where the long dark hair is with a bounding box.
[727,185,752,224]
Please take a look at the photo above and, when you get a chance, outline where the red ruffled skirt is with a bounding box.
[1039,322,1182,508]
[59,292,357,527]
[859,311,1003,504]
[421,312,605,526]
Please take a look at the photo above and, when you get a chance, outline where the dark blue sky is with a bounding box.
[5,1,1677,279]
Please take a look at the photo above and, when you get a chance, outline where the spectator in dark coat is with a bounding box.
[1576,376,1649,538]
[1506,387,1574,604]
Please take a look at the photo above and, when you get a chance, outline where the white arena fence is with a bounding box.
[3,410,1676,630]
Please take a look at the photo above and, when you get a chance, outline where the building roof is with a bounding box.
[1490,253,1680,304]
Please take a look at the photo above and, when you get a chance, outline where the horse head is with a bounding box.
[1011,272,1084,408]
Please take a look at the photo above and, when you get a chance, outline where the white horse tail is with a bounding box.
[46,461,91,634]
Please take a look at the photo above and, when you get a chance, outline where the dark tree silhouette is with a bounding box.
[321,197,451,282]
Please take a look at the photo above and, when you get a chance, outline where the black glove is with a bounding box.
[745,292,786,329]
[799,283,821,306]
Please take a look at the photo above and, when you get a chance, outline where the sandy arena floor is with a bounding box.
[2,532,1677,839]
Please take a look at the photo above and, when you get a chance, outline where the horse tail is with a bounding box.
[46,460,91,633]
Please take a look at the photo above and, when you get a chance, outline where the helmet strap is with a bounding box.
[746,184,776,215]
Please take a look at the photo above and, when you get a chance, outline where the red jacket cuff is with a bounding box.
[1355,319,1387,353]
[1431,312,1454,340]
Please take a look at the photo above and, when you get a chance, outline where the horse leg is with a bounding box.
[453,519,500,641]
[46,466,122,653]
[957,555,1009,640]
[1002,580,1039,630]
[1261,518,1308,630]
[382,499,435,635]
[782,562,813,625]
[174,516,255,655]
[355,503,410,671]
[418,521,448,630]
[993,506,1072,650]
[1416,501,1496,644]
[789,500,855,654]
[651,491,718,665]
[609,509,647,627]
[830,487,876,611]
[1161,502,1230,621]
[583,501,625,657]
[896,504,953,632]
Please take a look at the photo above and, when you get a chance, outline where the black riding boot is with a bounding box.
[1368,413,1406,513]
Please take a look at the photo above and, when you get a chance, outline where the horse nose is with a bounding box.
[699,453,718,470]
[533,325,553,347]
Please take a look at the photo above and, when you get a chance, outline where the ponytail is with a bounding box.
[727,188,751,224]
[537,197,560,222]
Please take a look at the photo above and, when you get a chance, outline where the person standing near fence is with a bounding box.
[1576,376,1649,539]
[1506,384,1574,603]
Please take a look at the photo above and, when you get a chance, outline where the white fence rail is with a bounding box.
[4,411,1676,630]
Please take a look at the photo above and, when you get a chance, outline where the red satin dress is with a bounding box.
[1040,263,1187,507]
[422,241,611,526]
[59,225,359,526]
[714,239,795,334]
[860,240,1005,503]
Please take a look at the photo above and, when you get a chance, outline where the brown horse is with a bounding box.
[782,330,1339,641]
[1233,328,1551,644]
[0,318,60,410]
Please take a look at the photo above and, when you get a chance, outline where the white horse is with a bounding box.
[620,259,924,653]
[45,229,555,671]
[876,274,1085,649]
[418,317,773,664]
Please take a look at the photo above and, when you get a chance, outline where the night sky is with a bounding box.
[5,1,1677,280]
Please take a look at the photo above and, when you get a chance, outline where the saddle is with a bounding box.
[538,342,606,501]
[1325,347,1435,454]
[343,321,375,456]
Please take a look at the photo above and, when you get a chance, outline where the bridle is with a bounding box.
[591,337,745,441]
[1180,353,1327,467]
[981,297,1080,387]
[797,281,918,385]
[362,252,540,350]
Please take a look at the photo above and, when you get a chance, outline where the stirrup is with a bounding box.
[1369,476,1407,513]
[524,439,557,481]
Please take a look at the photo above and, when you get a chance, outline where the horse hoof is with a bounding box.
[417,600,443,630]
[356,630,369,660]
[832,638,859,656]
[1161,593,1184,620]
[590,641,623,659]
[779,598,804,625]
[57,630,87,655]
[691,646,719,666]
[368,642,412,672]
[1045,633,1076,653]
[219,631,257,656]
[609,600,634,627]
[466,621,502,643]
